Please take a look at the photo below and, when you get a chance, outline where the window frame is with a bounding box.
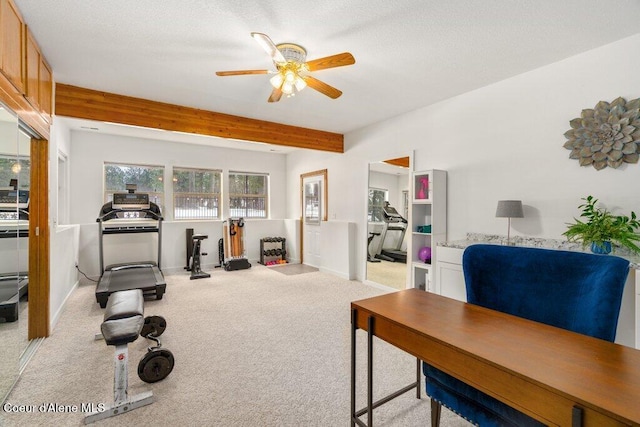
[103,161,165,209]
[228,171,269,219]
[172,166,222,220]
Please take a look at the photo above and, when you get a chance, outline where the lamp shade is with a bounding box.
[495,200,524,218]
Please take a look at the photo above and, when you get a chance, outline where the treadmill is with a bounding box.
[375,202,408,263]
[0,184,29,322]
[95,185,166,308]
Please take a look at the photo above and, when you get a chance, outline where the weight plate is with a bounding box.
[140,315,167,338]
[138,349,175,383]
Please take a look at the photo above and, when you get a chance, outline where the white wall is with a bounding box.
[49,120,80,332]
[69,131,291,275]
[69,131,288,224]
[49,225,79,331]
[286,33,640,282]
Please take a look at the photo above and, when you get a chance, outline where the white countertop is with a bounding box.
[439,233,640,269]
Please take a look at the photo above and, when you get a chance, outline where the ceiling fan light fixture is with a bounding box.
[270,73,284,89]
[281,81,294,95]
[217,33,354,102]
[294,76,307,91]
[284,70,296,83]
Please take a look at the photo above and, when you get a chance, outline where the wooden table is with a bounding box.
[350,289,640,427]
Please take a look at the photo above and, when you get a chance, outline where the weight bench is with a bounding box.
[85,289,153,424]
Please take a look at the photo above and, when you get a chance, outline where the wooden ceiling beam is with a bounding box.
[54,84,344,153]
[383,156,410,168]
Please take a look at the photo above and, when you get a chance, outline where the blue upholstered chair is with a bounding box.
[424,244,630,427]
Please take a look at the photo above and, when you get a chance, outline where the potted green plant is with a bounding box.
[563,195,640,254]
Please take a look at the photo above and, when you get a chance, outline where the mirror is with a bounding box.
[0,104,27,401]
[366,158,410,290]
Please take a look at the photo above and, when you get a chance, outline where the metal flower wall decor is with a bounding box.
[563,97,640,170]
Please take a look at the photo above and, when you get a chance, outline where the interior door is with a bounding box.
[300,170,327,268]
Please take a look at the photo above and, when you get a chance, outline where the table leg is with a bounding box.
[368,315,374,426]
[351,309,357,427]
[416,358,421,399]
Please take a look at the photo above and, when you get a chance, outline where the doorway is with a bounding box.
[365,157,410,289]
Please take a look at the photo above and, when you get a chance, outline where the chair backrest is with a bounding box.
[462,244,630,341]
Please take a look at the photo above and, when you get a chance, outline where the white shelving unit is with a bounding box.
[410,169,447,291]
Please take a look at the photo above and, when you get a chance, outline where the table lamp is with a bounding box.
[495,200,523,245]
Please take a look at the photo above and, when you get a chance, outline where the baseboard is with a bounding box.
[363,279,397,293]
[319,266,354,280]
[50,279,80,332]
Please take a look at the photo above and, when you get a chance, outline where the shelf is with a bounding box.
[412,199,432,205]
[410,170,446,292]
[412,261,432,270]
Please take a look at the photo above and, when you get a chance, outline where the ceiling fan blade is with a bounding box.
[303,76,343,99]
[215,70,270,76]
[251,32,286,64]
[268,87,283,103]
[305,52,355,72]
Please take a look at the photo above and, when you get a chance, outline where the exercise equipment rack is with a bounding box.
[259,237,287,266]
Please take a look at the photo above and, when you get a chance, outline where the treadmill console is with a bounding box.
[382,205,407,223]
[0,189,29,221]
[112,193,151,210]
[0,189,29,209]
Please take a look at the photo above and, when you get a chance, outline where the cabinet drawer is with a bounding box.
[437,246,464,264]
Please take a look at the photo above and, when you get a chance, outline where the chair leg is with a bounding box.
[431,399,442,427]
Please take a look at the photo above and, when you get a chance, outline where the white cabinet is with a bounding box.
[436,246,466,301]
[410,170,446,290]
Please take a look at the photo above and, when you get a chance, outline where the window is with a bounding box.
[0,155,30,190]
[368,188,387,222]
[173,167,221,220]
[104,162,164,208]
[229,172,268,218]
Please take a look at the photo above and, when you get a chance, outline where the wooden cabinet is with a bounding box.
[410,170,447,291]
[25,27,51,120]
[0,0,52,122]
[0,0,24,92]
[38,56,52,117]
[25,28,38,104]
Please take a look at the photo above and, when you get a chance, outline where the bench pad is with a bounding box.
[104,289,144,321]
[101,315,144,346]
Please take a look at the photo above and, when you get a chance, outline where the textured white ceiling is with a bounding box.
[15,0,640,140]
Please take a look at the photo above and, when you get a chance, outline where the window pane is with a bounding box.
[173,167,221,220]
[368,188,387,222]
[104,163,164,208]
[0,156,30,189]
[229,172,268,218]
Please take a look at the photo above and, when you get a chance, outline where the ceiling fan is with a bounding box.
[216,33,355,103]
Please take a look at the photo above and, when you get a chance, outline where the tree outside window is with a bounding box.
[368,188,387,222]
[229,172,268,218]
[104,162,164,209]
[0,155,30,190]
[173,167,221,219]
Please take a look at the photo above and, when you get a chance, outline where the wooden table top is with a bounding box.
[351,289,640,426]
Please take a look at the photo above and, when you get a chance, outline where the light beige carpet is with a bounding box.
[366,260,408,290]
[1,266,470,426]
